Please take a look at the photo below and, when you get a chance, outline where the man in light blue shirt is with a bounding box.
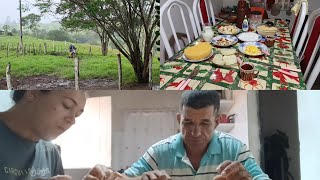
[85,91,270,180]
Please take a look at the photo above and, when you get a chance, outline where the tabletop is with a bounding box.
[160,19,306,90]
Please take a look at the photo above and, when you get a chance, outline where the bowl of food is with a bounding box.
[256,24,278,37]
[212,35,238,47]
[218,25,240,35]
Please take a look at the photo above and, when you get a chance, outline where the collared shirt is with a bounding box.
[124,131,270,180]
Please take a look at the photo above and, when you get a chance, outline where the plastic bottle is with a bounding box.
[242,15,249,32]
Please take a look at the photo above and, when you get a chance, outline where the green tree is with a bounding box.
[11,28,18,35]
[35,0,159,83]
[3,25,10,34]
[56,2,109,56]
[22,13,41,37]
[47,29,73,42]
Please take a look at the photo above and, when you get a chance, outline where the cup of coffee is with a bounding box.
[240,62,259,81]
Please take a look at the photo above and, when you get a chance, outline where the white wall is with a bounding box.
[89,90,184,170]
[0,90,14,112]
[247,91,261,166]
[228,91,249,147]
[297,91,320,180]
[227,90,262,166]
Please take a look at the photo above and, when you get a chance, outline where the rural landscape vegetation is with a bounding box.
[0,0,160,89]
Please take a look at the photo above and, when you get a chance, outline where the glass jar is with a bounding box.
[202,26,214,42]
[249,11,262,31]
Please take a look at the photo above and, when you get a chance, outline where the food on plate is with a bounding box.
[219,48,237,56]
[212,54,237,66]
[223,55,237,65]
[218,25,239,34]
[257,24,278,37]
[244,45,261,56]
[184,42,212,60]
[257,24,278,31]
[216,37,232,46]
[212,54,224,66]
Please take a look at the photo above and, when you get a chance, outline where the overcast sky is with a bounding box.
[0,0,60,24]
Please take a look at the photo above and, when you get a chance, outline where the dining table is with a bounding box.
[160,19,307,90]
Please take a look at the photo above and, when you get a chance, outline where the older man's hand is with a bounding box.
[82,164,113,180]
[141,170,171,180]
[214,160,252,180]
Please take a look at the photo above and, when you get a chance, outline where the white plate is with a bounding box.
[211,35,238,47]
[182,51,214,63]
[237,32,262,42]
[238,42,269,56]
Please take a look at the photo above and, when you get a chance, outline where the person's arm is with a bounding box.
[235,144,270,180]
[124,147,158,177]
[53,145,65,176]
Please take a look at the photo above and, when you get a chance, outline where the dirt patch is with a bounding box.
[0,75,158,90]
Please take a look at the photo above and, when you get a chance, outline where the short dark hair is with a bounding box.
[12,90,50,104]
[180,91,220,112]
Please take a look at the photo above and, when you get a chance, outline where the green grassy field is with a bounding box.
[0,35,159,85]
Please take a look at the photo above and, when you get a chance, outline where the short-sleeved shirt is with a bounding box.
[124,131,270,180]
[0,120,64,180]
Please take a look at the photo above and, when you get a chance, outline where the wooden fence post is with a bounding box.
[33,44,36,55]
[44,42,47,55]
[149,52,153,90]
[6,43,9,58]
[24,44,27,55]
[6,63,12,90]
[64,40,67,54]
[74,57,79,90]
[16,43,19,57]
[117,53,122,90]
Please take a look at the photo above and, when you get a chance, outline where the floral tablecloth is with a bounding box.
[160,19,306,90]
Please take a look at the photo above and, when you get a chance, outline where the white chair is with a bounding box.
[193,0,216,35]
[292,1,308,47]
[160,0,199,59]
[306,50,320,89]
[296,8,320,58]
[299,13,320,89]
